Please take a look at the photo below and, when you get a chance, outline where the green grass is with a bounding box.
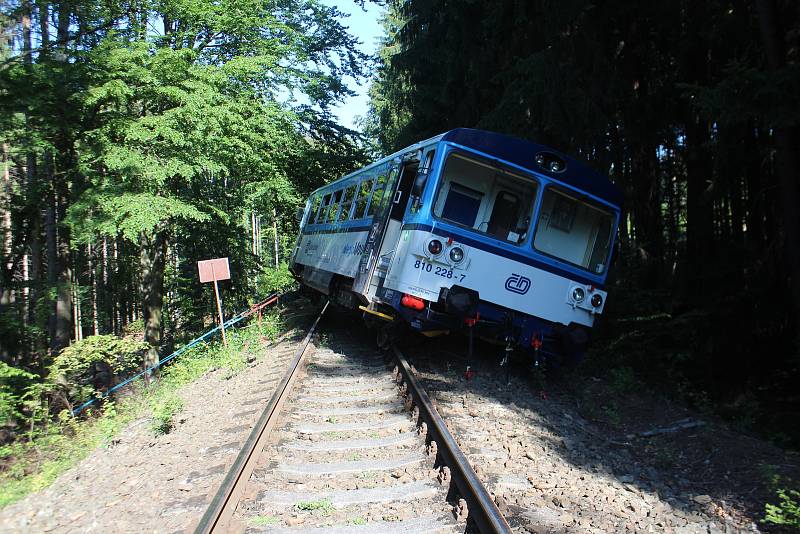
[0,311,284,508]
[150,394,184,435]
[295,498,334,514]
[249,515,279,526]
[0,400,137,507]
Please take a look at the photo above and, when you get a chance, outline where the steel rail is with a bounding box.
[195,301,329,534]
[392,346,513,534]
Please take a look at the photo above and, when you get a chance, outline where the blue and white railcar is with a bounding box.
[290,129,622,363]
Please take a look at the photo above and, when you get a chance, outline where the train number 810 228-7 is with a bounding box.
[412,259,466,282]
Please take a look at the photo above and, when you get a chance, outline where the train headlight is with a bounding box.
[427,239,443,256]
[591,293,603,308]
[571,287,585,303]
[549,161,562,172]
[449,246,464,263]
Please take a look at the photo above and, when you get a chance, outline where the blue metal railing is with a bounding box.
[71,293,282,416]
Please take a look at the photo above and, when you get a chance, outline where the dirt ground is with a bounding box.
[1,307,797,533]
[401,331,800,533]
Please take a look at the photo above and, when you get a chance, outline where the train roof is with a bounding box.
[441,129,623,207]
[311,128,622,207]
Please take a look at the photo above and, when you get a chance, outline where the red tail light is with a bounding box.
[464,312,480,327]
[401,294,426,311]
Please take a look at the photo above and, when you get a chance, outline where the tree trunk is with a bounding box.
[744,126,764,250]
[47,152,72,353]
[0,144,12,361]
[72,270,81,341]
[36,1,49,51]
[1,143,11,305]
[251,211,257,256]
[139,229,167,381]
[630,140,662,286]
[756,0,800,352]
[272,207,279,268]
[55,1,69,50]
[44,172,59,349]
[112,237,120,334]
[684,114,715,296]
[89,243,98,335]
[25,152,41,347]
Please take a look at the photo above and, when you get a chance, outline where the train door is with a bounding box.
[352,154,420,301]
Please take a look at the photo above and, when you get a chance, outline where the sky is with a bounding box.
[325,1,384,130]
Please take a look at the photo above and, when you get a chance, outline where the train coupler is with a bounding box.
[499,336,513,367]
[463,365,475,381]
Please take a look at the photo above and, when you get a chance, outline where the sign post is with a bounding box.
[198,257,231,347]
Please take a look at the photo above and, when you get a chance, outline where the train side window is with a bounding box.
[354,179,373,219]
[368,173,388,217]
[308,195,321,226]
[339,184,356,221]
[315,193,331,224]
[327,189,342,222]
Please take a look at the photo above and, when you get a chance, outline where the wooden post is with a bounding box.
[198,257,231,347]
[211,263,227,347]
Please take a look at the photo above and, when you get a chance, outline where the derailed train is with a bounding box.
[289,129,622,364]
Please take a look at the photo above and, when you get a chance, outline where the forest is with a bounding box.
[0,0,370,430]
[365,0,800,449]
[0,0,799,470]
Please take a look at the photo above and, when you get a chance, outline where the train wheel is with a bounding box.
[376,325,392,351]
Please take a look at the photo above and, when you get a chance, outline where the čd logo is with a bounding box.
[504,273,531,295]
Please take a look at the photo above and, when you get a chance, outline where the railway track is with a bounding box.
[195,303,512,533]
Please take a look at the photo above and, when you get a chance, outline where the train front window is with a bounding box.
[433,153,537,244]
[533,188,615,274]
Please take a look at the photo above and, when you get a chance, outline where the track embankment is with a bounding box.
[0,300,319,534]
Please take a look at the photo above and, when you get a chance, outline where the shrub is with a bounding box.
[0,362,39,427]
[122,319,145,338]
[257,263,296,294]
[47,335,148,407]
[765,487,800,528]
[150,394,184,435]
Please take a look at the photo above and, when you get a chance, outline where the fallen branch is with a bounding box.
[637,418,705,438]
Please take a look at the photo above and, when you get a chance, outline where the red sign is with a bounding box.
[197,257,230,283]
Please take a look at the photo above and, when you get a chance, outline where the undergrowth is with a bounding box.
[0,309,284,508]
[150,394,184,435]
[764,475,800,529]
